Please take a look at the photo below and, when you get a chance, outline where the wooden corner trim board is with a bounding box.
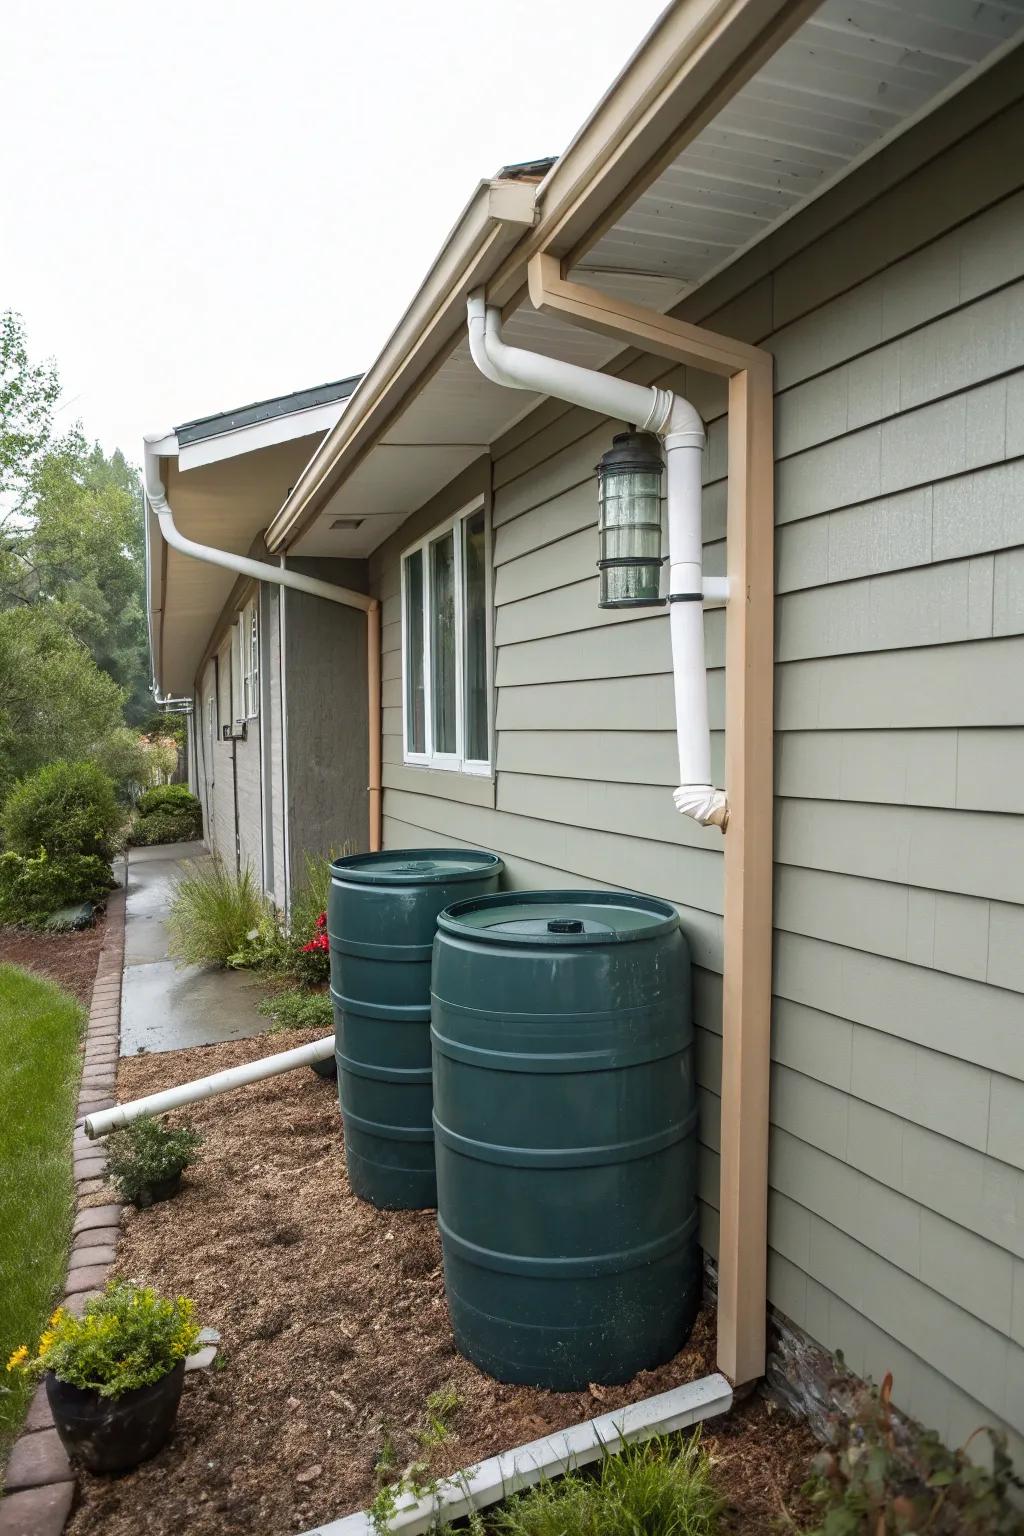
[528,252,774,1388]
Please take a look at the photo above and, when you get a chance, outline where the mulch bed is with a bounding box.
[0,920,105,1007]
[68,1031,817,1536]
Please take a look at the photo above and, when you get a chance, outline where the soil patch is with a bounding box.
[69,1030,816,1536]
[0,920,105,1006]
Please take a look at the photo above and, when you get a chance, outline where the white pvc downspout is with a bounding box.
[143,436,383,852]
[466,296,727,830]
[143,438,372,614]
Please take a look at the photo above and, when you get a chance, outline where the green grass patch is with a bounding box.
[0,964,84,1462]
[256,987,334,1033]
[436,1434,722,1536]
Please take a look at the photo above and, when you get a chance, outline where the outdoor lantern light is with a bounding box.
[595,429,665,608]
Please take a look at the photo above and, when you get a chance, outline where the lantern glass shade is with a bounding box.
[596,433,664,608]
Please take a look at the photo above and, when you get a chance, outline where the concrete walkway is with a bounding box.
[120,842,268,1056]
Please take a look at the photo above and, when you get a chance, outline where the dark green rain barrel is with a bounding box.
[328,849,503,1210]
[432,890,699,1390]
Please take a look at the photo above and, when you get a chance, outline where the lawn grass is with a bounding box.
[0,964,84,1465]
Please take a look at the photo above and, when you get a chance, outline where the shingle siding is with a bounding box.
[367,75,1024,1460]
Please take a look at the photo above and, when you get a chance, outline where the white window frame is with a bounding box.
[238,600,259,721]
[400,497,492,775]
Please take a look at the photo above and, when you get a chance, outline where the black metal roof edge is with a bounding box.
[175,373,363,447]
[495,156,557,181]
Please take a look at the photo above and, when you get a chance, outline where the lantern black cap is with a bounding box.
[595,430,664,475]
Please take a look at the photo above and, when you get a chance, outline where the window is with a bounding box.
[238,601,259,720]
[401,500,491,773]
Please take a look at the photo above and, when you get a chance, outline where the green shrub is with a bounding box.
[1,760,122,862]
[137,783,197,818]
[256,987,333,1033]
[106,1116,201,1207]
[167,859,272,968]
[7,1281,200,1399]
[485,1435,722,1536]
[803,1370,1023,1535]
[130,805,203,847]
[0,849,117,925]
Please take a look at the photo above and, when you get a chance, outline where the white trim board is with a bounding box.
[302,1372,733,1536]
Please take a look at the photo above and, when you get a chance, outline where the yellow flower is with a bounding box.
[48,1308,65,1328]
[6,1345,29,1371]
[38,1330,56,1355]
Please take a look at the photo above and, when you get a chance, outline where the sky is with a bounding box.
[1,0,668,465]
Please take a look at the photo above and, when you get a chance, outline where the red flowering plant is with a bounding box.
[292,908,330,985]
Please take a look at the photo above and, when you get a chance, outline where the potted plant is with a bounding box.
[7,1281,201,1472]
[106,1114,202,1207]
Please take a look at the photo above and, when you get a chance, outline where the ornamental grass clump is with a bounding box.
[6,1282,200,1399]
[487,1434,722,1536]
[105,1115,201,1207]
[167,858,272,968]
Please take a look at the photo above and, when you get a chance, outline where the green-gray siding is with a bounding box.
[369,64,1024,1459]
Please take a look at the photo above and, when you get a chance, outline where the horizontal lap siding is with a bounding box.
[366,76,1024,1458]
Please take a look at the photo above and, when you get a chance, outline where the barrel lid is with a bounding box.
[438,889,679,945]
[331,848,504,886]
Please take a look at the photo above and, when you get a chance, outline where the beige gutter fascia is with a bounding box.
[266,179,537,553]
[527,252,774,1392]
[486,0,820,308]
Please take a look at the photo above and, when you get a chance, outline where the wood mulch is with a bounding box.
[68,1030,817,1536]
[0,919,106,1007]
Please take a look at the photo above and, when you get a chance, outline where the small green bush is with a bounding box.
[0,849,117,925]
[7,1282,200,1399]
[131,806,203,847]
[105,1116,202,1207]
[256,987,333,1032]
[137,784,197,818]
[167,859,272,968]
[1,760,122,862]
[488,1435,721,1536]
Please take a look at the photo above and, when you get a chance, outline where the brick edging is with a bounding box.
[1,867,128,1535]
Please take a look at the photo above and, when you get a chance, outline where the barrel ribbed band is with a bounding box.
[341,1106,435,1143]
[437,1208,700,1278]
[432,1104,698,1169]
[430,1022,693,1074]
[336,1052,432,1085]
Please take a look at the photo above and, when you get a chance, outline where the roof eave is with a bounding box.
[265,177,539,551]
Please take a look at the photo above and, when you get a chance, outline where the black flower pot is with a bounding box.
[46,1359,186,1473]
[135,1171,183,1207]
[310,1056,337,1079]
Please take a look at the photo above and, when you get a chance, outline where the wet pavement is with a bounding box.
[120,843,268,1056]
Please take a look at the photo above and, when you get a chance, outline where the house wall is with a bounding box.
[283,557,370,881]
[368,64,1024,1460]
[262,583,287,904]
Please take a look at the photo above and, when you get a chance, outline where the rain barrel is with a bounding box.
[328,849,503,1210]
[432,890,699,1389]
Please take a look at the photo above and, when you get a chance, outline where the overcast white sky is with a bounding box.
[1,0,667,465]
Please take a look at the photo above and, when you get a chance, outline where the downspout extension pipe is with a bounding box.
[467,296,727,830]
[143,437,383,852]
[84,1035,336,1138]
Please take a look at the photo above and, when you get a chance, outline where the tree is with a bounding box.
[0,311,59,510]
[0,608,125,803]
[1,431,150,721]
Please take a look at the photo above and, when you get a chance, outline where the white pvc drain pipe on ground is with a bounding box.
[302,1372,733,1536]
[83,1034,336,1138]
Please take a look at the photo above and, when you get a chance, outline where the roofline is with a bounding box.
[176,374,362,446]
[265,177,538,551]
[264,0,809,552]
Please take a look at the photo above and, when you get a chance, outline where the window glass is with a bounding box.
[404,549,426,753]
[463,509,488,762]
[430,531,457,755]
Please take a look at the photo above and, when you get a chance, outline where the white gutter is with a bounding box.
[143,436,383,851]
[144,437,372,614]
[466,295,727,830]
[303,1373,732,1535]
[84,1035,335,1137]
